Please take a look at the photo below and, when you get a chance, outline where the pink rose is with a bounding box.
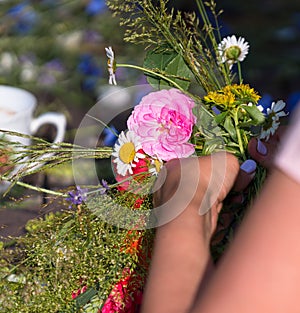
[127,88,196,161]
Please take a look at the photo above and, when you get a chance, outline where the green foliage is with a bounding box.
[0,205,154,312]
[107,0,233,93]
[143,50,193,90]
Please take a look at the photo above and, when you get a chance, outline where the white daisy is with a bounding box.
[247,102,264,112]
[149,157,164,176]
[105,46,117,85]
[218,35,249,68]
[260,100,288,141]
[112,130,145,176]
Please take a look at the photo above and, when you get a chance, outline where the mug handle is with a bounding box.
[29,112,67,170]
[30,112,66,143]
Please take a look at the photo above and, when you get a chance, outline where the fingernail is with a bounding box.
[257,139,267,156]
[240,159,257,174]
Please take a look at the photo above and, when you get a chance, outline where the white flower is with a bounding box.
[20,62,38,82]
[57,31,83,51]
[247,102,264,112]
[218,35,249,68]
[112,130,145,176]
[149,157,164,176]
[0,52,17,73]
[105,46,117,85]
[260,100,288,141]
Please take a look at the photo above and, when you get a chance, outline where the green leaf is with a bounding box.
[143,50,175,88]
[143,50,193,90]
[224,116,237,141]
[75,287,98,308]
[214,111,227,124]
[242,105,265,125]
[144,50,176,71]
[165,54,193,90]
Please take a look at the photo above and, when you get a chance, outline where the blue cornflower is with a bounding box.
[77,54,101,76]
[7,2,38,34]
[77,54,102,91]
[85,0,107,16]
[66,186,88,206]
[257,94,273,115]
[103,126,119,147]
[287,91,300,115]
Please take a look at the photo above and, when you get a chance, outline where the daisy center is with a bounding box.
[154,159,162,173]
[119,142,136,164]
[225,45,241,60]
[263,114,275,130]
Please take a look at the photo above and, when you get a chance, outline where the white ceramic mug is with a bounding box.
[0,85,67,192]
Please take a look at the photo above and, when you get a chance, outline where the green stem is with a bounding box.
[233,109,245,160]
[16,181,65,196]
[0,178,65,197]
[116,63,184,91]
[237,61,243,84]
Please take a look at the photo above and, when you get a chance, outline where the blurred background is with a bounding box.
[175,0,300,103]
[0,0,299,134]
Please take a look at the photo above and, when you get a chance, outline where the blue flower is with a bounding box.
[7,2,38,35]
[77,54,102,91]
[257,94,273,115]
[85,0,107,16]
[103,125,119,147]
[81,76,99,92]
[77,54,101,76]
[66,186,88,206]
[287,91,300,115]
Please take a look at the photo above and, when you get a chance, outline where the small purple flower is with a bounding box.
[44,59,65,72]
[212,106,221,115]
[83,30,102,45]
[66,186,88,206]
[99,179,110,195]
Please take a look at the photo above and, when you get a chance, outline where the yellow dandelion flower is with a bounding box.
[230,84,261,104]
[203,88,236,109]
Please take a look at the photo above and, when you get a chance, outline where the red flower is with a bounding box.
[71,285,88,299]
[101,269,144,313]
[115,150,152,192]
[134,198,144,209]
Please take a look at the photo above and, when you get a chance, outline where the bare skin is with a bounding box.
[190,168,300,313]
[141,124,300,313]
[141,152,240,313]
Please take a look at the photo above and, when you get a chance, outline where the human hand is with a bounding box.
[212,127,286,245]
[153,151,240,239]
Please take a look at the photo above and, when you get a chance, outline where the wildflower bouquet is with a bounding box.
[0,0,289,312]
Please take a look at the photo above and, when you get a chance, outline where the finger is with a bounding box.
[233,159,257,192]
[248,138,269,167]
[248,125,287,169]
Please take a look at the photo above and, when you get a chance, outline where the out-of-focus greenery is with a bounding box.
[0,0,146,123]
[0,202,154,312]
[0,0,298,118]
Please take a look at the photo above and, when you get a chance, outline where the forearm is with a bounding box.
[190,168,300,313]
[141,202,214,313]
[141,153,239,313]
